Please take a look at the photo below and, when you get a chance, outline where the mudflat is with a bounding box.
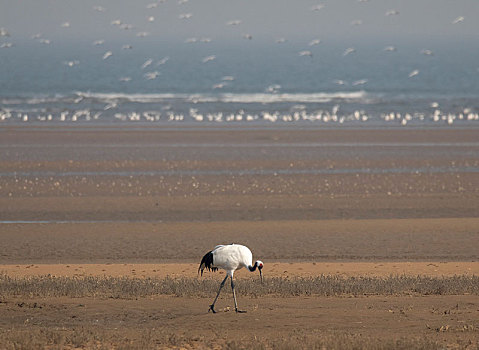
[0,125,478,349]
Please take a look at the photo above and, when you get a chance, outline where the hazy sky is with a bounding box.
[0,0,478,45]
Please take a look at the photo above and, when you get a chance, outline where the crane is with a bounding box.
[198,244,263,313]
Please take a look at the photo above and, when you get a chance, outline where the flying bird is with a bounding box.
[299,50,313,57]
[452,16,464,24]
[102,51,113,60]
[144,71,160,80]
[311,4,325,11]
[385,9,399,16]
[333,79,347,86]
[142,59,154,69]
[343,47,356,56]
[202,55,216,63]
[198,244,263,313]
[179,13,193,19]
[408,69,420,78]
[352,79,368,86]
[383,46,397,52]
[0,27,10,37]
[157,57,169,65]
[63,60,80,67]
[226,20,242,26]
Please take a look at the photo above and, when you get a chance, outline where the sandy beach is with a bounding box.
[1,125,478,348]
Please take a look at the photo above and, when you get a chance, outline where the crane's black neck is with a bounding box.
[248,262,259,272]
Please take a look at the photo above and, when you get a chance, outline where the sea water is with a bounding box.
[1,39,478,126]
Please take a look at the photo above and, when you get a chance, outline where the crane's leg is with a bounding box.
[209,275,228,313]
[231,277,246,313]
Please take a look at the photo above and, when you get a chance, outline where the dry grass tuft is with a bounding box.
[0,274,478,299]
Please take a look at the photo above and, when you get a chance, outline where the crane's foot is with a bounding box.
[208,304,217,313]
[235,308,247,313]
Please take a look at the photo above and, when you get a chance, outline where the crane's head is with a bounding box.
[255,260,264,283]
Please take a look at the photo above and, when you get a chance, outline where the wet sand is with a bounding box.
[1,125,478,348]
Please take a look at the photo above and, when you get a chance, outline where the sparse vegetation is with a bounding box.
[1,274,477,299]
[0,327,442,350]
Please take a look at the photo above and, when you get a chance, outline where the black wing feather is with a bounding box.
[198,250,218,276]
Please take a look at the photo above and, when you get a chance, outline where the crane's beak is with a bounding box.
[259,268,263,284]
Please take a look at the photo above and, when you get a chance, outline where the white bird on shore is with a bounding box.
[198,244,263,314]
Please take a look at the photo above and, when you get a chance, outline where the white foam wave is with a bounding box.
[75,91,367,104]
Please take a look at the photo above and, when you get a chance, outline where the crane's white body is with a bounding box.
[198,243,263,313]
[210,244,254,277]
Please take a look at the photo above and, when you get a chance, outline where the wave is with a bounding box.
[75,91,368,104]
[4,92,367,105]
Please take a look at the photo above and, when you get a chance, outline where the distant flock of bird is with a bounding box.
[0,1,469,91]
